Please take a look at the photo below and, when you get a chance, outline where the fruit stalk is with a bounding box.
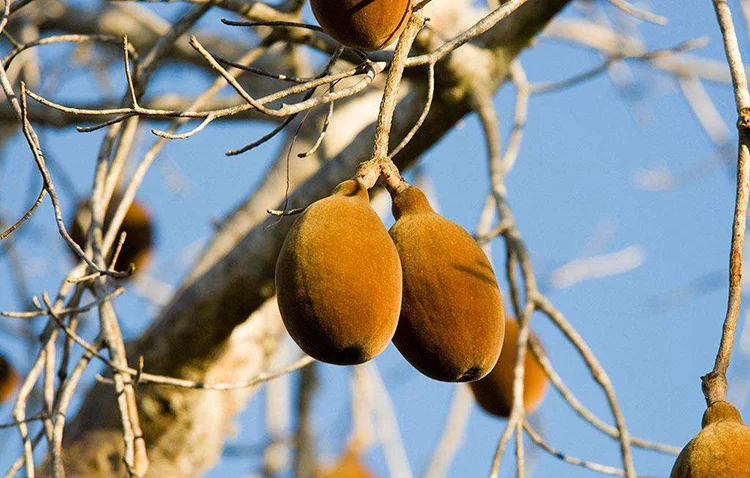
[357,10,425,193]
[703,0,750,406]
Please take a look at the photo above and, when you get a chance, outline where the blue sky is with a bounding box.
[0,1,747,476]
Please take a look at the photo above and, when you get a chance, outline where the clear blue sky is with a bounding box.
[0,1,745,476]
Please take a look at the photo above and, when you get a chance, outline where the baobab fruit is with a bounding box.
[310,0,411,52]
[670,400,750,478]
[275,179,402,365]
[470,319,548,418]
[0,355,19,404]
[389,186,505,382]
[69,195,154,275]
[318,449,373,478]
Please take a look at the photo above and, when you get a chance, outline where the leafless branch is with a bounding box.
[0,186,44,241]
[702,0,750,405]
[423,385,473,478]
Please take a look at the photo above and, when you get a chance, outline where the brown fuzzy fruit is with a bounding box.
[389,186,505,382]
[0,355,19,404]
[276,179,402,365]
[310,0,411,52]
[68,195,154,276]
[318,449,374,478]
[670,401,750,478]
[469,319,548,418]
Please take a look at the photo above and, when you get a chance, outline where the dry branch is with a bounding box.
[703,0,750,405]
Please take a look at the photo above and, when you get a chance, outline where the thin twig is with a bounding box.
[703,0,750,405]
[534,294,636,477]
[0,186,45,241]
[528,340,680,455]
[606,0,667,26]
[390,62,435,159]
[226,47,343,156]
[297,87,335,159]
[371,13,426,162]
[356,363,414,478]
[515,420,525,478]
[356,12,426,192]
[0,69,127,277]
[423,385,473,478]
[523,422,658,477]
[488,302,533,478]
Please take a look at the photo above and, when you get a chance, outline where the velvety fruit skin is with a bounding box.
[670,401,750,478]
[311,0,411,52]
[389,186,505,382]
[69,196,154,275]
[0,355,19,404]
[469,319,548,417]
[276,179,402,365]
[318,449,374,478]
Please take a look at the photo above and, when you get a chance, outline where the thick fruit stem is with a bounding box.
[703,0,750,407]
[356,11,425,192]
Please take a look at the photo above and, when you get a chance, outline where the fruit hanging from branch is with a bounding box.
[470,319,548,417]
[69,195,154,277]
[670,400,750,478]
[388,185,505,382]
[0,354,19,404]
[276,179,402,365]
[317,447,374,478]
[310,0,412,52]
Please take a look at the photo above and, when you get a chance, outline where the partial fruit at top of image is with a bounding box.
[275,179,402,365]
[310,0,412,51]
[388,185,505,383]
[68,195,154,277]
[670,401,750,478]
[470,319,548,418]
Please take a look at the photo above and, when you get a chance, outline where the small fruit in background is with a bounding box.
[470,319,548,418]
[317,448,374,478]
[388,185,505,382]
[276,179,402,365]
[310,0,412,52]
[0,354,19,404]
[68,195,154,276]
[670,400,750,478]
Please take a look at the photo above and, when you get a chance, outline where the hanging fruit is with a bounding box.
[318,448,374,478]
[470,319,548,417]
[388,185,505,382]
[69,195,154,276]
[0,354,19,404]
[276,179,402,365]
[310,0,412,52]
[670,400,750,478]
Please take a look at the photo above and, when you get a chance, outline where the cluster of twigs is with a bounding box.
[0,0,747,477]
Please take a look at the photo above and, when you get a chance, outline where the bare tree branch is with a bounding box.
[702,0,750,405]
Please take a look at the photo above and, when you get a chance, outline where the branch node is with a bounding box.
[701,371,728,405]
[738,107,750,131]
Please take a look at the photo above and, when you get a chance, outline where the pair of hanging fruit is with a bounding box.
[69,194,154,277]
[275,178,505,382]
